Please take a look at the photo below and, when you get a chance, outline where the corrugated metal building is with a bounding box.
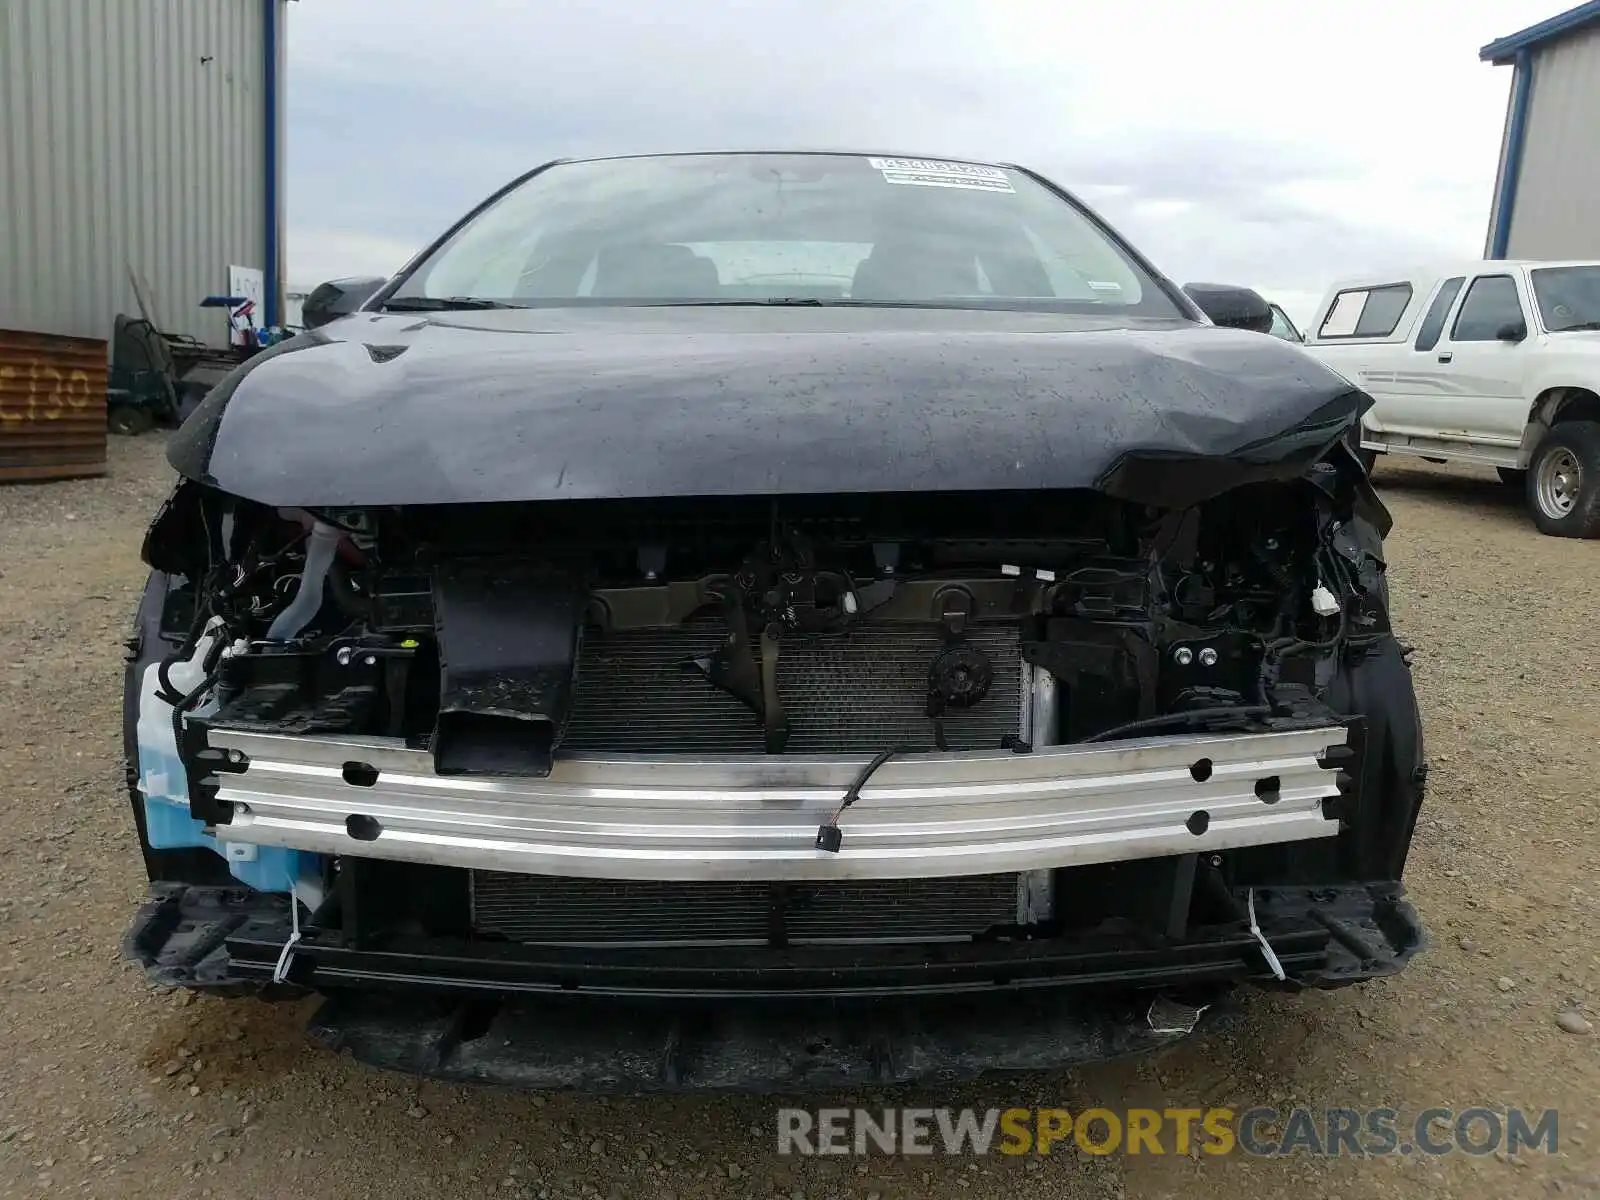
[0,0,286,346]
[1482,2,1600,259]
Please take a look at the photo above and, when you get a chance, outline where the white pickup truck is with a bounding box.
[1303,260,1600,538]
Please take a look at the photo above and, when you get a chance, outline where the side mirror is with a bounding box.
[1182,283,1274,335]
[302,276,387,330]
[1496,319,1528,343]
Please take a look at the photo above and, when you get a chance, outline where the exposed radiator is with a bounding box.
[470,872,1025,947]
[560,619,1023,754]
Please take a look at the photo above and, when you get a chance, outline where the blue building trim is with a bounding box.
[1488,51,1534,259]
[1480,0,1600,64]
[262,0,281,328]
[1479,3,1600,258]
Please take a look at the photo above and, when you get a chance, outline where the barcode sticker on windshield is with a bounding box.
[867,158,1015,193]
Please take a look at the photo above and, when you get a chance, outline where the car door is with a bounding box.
[1428,272,1534,445]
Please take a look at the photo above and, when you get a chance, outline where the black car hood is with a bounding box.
[170,306,1367,510]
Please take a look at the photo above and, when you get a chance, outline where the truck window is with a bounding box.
[1318,283,1412,339]
[1413,276,1465,351]
[1529,265,1600,331]
[1450,275,1523,341]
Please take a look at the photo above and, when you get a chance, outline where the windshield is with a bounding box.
[1531,265,1600,331]
[387,153,1183,316]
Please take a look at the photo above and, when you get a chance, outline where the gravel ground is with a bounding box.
[1,436,1596,1200]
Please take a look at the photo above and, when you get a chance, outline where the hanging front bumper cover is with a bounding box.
[123,876,1422,1088]
[125,714,1428,1088]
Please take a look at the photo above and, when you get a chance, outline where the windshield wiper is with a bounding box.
[382,296,523,312]
[1552,320,1600,332]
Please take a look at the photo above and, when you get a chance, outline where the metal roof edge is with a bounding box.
[1481,0,1600,63]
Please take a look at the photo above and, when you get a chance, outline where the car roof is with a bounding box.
[1322,259,1600,293]
[544,149,1021,171]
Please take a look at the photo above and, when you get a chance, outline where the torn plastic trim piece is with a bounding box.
[430,562,585,778]
[1146,994,1212,1036]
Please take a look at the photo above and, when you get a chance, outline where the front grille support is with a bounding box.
[469,872,1025,948]
[1017,664,1059,924]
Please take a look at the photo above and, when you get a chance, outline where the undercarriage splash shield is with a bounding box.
[305,988,1243,1091]
[430,562,584,777]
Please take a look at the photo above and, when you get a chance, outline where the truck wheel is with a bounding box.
[1527,421,1600,537]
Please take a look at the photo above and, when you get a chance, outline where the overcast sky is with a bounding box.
[285,0,1558,322]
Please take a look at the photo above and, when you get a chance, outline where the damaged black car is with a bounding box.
[124,151,1425,1090]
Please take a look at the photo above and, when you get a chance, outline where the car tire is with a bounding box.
[108,404,155,436]
[1496,467,1526,487]
[1526,421,1600,538]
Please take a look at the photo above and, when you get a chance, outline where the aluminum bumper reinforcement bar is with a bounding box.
[207,723,1347,882]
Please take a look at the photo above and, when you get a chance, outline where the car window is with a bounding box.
[387,153,1183,316]
[1267,304,1301,342]
[1318,291,1366,337]
[1317,284,1412,339]
[1354,286,1412,337]
[1413,277,1465,351]
[1450,275,1524,341]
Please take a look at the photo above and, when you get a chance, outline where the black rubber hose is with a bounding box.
[167,663,224,777]
[155,649,194,705]
[154,604,210,705]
